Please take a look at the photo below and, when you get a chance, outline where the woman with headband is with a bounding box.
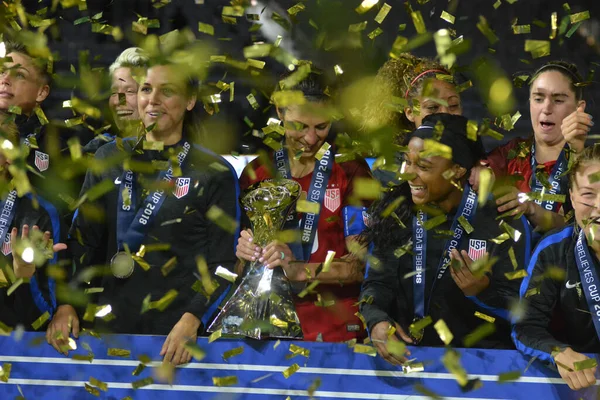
[513,145,600,391]
[360,114,534,365]
[362,54,462,185]
[484,61,593,231]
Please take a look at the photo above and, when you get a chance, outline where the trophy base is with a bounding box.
[208,262,303,340]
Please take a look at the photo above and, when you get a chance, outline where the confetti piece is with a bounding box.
[477,15,499,45]
[198,22,214,35]
[525,40,550,58]
[410,316,433,339]
[570,11,590,24]
[215,266,238,283]
[574,358,597,371]
[84,383,100,396]
[208,329,222,343]
[132,377,154,389]
[287,3,305,16]
[7,278,26,297]
[353,344,377,357]
[289,343,310,358]
[375,3,392,24]
[31,311,50,330]
[132,363,146,376]
[314,142,331,161]
[349,21,368,32]
[474,311,495,323]
[89,377,108,391]
[322,250,336,273]
[513,24,531,34]
[297,200,320,214]
[355,0,379,14]
[246,93,259,110]
[184,342,206,361]
[353,177,382,200]
[463,322,496,347]
[457,216,474,234]
[107,348,131,358]
[367,27,383,39]
[222,346,244,361]
[411,11,427,34]
[160,256,177,277]
[550,12,558,39]
[499,220,522,242]
[282,363,301,378]
[423,214,447,230]
[442,349,468,386]
[440,11,455,24]
[0,363,11,382]
[498,370,522,382]
[206,205,239,233]
[434,319,454,345]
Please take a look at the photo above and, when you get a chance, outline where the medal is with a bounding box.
[110,251,135,279]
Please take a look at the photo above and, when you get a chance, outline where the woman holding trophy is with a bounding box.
[46,53,239,365]
[233,71,373,342]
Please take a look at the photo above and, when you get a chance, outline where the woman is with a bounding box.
[485,61,593,231]
[46,60,240,365]
[360,113,534,365]
[513,145,600,391]
[0,112,67,330]
[235,72,372,342]
[362,53,462,184]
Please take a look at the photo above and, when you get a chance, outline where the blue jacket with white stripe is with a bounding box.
[512,224,600,364]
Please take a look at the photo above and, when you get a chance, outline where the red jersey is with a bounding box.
[239,154,372,342]
[486,137,558,194]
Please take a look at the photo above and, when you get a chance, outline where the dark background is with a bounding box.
[12,0,600,153]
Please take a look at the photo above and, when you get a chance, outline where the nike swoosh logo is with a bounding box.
[114,177,122,185]
[565,281,580,289]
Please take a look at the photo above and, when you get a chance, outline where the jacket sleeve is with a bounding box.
[359,244,404,333]
[512,244,566,364]
[185,164,240,324]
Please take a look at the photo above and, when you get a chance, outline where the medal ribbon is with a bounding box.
[575,228,600,342]
[529,142,568,213]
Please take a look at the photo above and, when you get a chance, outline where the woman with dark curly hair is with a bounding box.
[362,54,462,185]
[360,113,535,365]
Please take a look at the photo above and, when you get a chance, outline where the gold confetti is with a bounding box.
[411,11,427,34]
[463,322,496,347]
[198,22,214,35]
[353,177,382,199]
[132,363,146,376]
[440,11,455,24]
[84,383,100,396]
[477,15,499,44]
[442,349,468,386]
[434,319,454,345]
[107,348,131,358]
[375,3,392,24]
[410,316,433,339]
[525,40,550,58]
[574,358,597,371]
[0,363,11,382]
[287,3,305,16]
[289,344,310,358]
[499,220,521,242]
[208,329,222,343]
[498,370,522,382]
[297,200,320,214]
[349,21,368,32]
[457,216,474,234]
[355,0,379,14]
[282,363,301,378]
[403,362,425,374]
[368,27,383,39]
[550,12,558,39]
[513,25,531,34]
[570,11,590,24]
[423,214,447,230]
[31,311,50,330]
[353,344,377,357]
[7,278,26,297]
[490,232,510,244]
[184,342,206,361]
[8,105,22,115]
[355,311,367,329]
[222,346,244,361]
[160,256,177,277]
[246,93,259,110]
[386,339,406,359]
[474,311,495,323]
[132,377,154,389]
[151,289,178,312]
[89,377,108,391]
[322,250,336,273]
[206,205,239,233]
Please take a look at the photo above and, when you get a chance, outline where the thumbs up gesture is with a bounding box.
[562,103,593,153]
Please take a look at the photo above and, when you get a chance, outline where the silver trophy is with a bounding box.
[209,179,303,339]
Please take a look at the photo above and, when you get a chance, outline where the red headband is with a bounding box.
[404,69,448,99]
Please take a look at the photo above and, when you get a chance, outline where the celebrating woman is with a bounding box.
[360,113,534,365]
[485,61,593,231]
[513,145,600,391]
[362,53,463,184]
[235,71,372,342]
[46,59,240,365]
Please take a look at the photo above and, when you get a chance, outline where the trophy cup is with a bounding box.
[208,179,303,339]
